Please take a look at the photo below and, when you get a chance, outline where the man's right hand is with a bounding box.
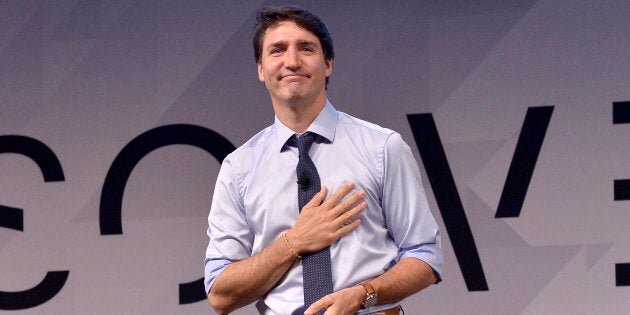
[286,182,366,255]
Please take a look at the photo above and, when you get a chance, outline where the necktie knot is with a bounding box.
[297,132,316,157]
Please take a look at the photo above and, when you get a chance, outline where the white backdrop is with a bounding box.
[1,0,630,314]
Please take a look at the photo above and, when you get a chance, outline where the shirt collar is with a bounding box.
[274,100,339,152]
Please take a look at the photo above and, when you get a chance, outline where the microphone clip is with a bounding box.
[297,175,309,188]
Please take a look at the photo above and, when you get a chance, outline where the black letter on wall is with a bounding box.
[0,135,69,310]
[406,114,489,291]
[98,124,235,304]
[612,101,630,286]
[407,106,553,291]
[495,106,554,218]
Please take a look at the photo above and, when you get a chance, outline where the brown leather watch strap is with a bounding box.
[360,282,376,295]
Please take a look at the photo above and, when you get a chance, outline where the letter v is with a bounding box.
[406,106,553,291]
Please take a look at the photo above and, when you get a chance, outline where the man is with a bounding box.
[205,6,442,315]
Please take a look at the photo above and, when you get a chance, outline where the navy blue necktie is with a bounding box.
[295,132,333,314]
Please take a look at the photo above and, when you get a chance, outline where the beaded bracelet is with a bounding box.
[281,232,302,259]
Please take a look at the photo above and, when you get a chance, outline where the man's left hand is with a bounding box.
[303,285,365,315]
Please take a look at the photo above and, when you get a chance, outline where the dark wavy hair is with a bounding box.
[253,6,334,87]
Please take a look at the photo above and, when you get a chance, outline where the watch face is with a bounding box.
[363,294,378,308]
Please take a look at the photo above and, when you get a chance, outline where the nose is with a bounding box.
[285,48,301,69]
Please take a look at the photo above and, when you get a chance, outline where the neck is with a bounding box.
[272,94,327,133]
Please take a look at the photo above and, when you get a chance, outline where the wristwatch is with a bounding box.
[360,282,378,309]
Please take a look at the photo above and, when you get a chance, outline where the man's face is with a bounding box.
[257,21,332,106]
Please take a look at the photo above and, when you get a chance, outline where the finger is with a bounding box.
[333,200,366,226]
[336,217,362,237]
[330,190,365,217]
[304,296,330,315]
[303,186,328,209]
[321,182,355,208]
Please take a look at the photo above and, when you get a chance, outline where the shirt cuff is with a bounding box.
[399,243,443,283]
[204,257,231,294]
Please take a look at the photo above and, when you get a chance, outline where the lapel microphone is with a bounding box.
[297,175,310,188]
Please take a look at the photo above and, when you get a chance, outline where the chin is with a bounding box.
[281,90,306,101]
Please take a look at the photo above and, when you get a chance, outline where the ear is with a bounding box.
[257,62,265,82]
[325,59,333,77]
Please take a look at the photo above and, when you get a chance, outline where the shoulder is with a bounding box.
[336,111,414,158]
[338,111,394,134]
[223,125,275,164]
[336,111,399,143]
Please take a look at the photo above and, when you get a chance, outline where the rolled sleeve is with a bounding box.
[204,257,231,294]
[204,157,252,293]
[382,133,443,282]
[400,242,443,283]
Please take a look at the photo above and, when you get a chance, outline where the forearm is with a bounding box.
[368,257,437,306]
[208,235,298,314]
[303,257,437,315]
[208,184,366,314]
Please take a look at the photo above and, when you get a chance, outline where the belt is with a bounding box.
[368,306,401,315]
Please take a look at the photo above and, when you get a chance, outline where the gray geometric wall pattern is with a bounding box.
[1,0,630,314]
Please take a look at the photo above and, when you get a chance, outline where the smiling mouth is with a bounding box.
[281,73,309,80]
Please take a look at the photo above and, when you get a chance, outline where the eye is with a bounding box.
[269,47,284,55]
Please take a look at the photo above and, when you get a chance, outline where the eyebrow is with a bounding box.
[266,39,319,50]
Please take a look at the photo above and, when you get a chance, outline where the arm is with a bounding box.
[304,257,437,315]
[208,234,298,314]
[306,133,443,314]
[208,183,367,314]
[365,257,437,304]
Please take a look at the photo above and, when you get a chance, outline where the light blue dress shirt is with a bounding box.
[205,101,442,314]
